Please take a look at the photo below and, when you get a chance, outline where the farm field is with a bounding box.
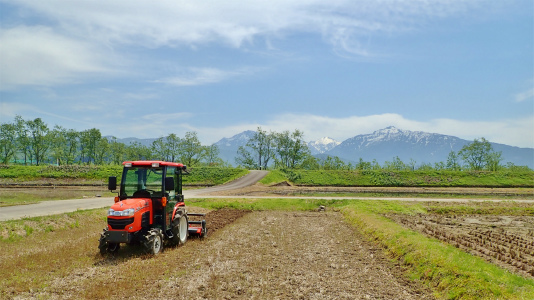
[1,198,533,299]
[0,207,431,299]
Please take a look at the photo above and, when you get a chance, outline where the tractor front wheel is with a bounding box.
[98,229,120,255]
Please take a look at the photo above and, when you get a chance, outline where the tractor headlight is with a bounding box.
[122,208,135,216]
[108,208,135,217]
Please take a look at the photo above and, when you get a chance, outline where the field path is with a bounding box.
[186,170,268,197]
[0,171,268,221]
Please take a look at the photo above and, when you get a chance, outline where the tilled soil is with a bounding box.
[6,209,433,299]
[156,210,432,299]
[387,213,534,278]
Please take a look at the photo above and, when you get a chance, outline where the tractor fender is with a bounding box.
[171,202,186,220]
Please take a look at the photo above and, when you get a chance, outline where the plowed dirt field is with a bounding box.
[3,208,432,299]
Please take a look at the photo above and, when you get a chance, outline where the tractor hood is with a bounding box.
[108,198,150,217]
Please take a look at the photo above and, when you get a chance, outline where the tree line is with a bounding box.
[0,116,222,167]
[0,117,528,171]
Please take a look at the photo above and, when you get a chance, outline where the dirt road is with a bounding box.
[0,171,269,221]
[186,170,268,197]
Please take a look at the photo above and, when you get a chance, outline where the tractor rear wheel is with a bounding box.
[146,228,163,255]
[170,215,188,246]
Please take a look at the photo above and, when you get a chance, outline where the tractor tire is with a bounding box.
[145,229,163,255]
[98,229,120,255]
[170,215,188,246]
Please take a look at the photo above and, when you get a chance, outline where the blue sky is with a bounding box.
[1,0,533,147]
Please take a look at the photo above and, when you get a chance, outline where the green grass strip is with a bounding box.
[341,201,534,300]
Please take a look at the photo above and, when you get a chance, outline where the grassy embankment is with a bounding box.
[0,165,248,185]
[266,169,534,187]
[0,165,249,206]
[1,199,532,299]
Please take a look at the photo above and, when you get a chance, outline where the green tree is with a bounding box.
[109,137,126,165]
[64,129,79,165]
[179,131,206,167]
[95,137,110,164]
[15,115,31,165]
[151,137,169,161]
[356,158,372,170]
[458,138,493,170]
[235,145,257,169]
[26,118,50,165]
[486,151,503,171]
[299,154,320,170]
[0,122,17,164]
[166,134,181,162]
[49,125,67,165]
[446,150,461,171]
[236,127,274,170]
[434,161,445,170]
[273,129,309,169]
[322,155,346,170]
[86,129,102,164]
[125,142,152,161]
[384,156,407,171]
[204,144,220,166]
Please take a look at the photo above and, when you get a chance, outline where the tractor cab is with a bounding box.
[99,161,206,255]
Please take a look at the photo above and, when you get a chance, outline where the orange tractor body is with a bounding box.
[99,161,206,255]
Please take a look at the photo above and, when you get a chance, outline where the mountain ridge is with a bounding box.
[108,127,534,168]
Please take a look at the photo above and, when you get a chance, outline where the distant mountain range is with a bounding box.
[109,126,534,168]
[213,126,534,168]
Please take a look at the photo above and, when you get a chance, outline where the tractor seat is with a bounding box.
[132,190,151,198]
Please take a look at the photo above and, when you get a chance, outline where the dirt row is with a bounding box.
[387,213,534,278]
[155,210,432,299]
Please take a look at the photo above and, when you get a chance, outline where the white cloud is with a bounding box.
[0,26,111,90]
[7,0,504,51]
[516,88,534,102]
[1,0,513,90]
[155,67,253,86]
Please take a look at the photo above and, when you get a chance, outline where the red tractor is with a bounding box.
[99,161,207,255]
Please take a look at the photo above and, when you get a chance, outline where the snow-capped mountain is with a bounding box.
[326,126,534,167]
[308,137,341,155]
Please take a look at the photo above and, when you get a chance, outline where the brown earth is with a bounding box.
[387,213,534,278]
[153,210,433,299]
[4,208,433,299]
